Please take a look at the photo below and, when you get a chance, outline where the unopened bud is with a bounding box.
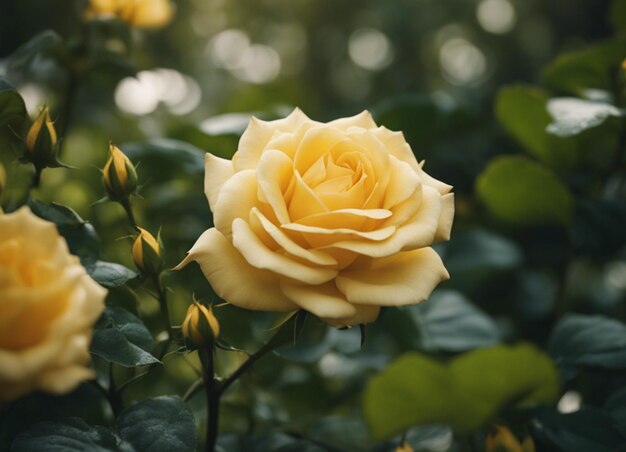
[395,442,414,452]
[486,426,535,452]
[0,162,5,211]
[25,106,58,168]
[132,227,162,275]
[182,302,220,349]
[103,143,137,201]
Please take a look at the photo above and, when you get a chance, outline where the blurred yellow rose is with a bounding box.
[178,110,454,327]
[85,0,174,28]
[0,207,106,401]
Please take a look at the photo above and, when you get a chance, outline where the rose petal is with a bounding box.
[328,185,443,257]
[232,218,337,284]
[204,153,235,211]
[418,161,453,195]
[434,193,455,242]
[176,228,298,311]
[384,155,422,209]
[288,170,328,221]
[324,304,381,327]
[213,170,259,237]
[234,108,313,171]
[328,110,377,131]
[282,222,396,241]
[335,247,449,306]
[373,126,420,171]
[280,280,357,320]
[251,208,337,267]
[293,126,347,174]
[256,150,294,224]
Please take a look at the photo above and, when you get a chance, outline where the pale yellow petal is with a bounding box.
[384,156,421,209]
[418,161,453,195]
[234,108,313,171]
[434,193,455,242]
[256,150,294,224]
[288,171,328,221]
[232,218,337,284]
[251,208,337,266]
[178,228,298,311]
[213,169,259,238]
[282,222,396,241]
[324,304,381,327]
[335,247,449,306]
[280,281,357,320]
[372,126,420,171]
[328,185,443,257]
[328,110,377,130]
[204,153,235,211]
[293,126,347,174]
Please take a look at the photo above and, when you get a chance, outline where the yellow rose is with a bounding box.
[85,0,174,28]
[0,207,106,401]
[178,110,454,327]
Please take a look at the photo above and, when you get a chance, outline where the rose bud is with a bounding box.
[395,442,414,452]
[0,162,5,197]
[103,143,138,201]
[486,426,535,452]
[182,302,220,350]
[132,227,163,276]
[85,0,174,29]
[25,105,58,169]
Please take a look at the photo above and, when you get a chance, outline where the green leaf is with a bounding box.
[91,307,159,367]
[476,156,573,226]
[532,407,626,452]
[89,261,138,288]
[546,98,622,137]
[572,198,626,258]
[11,418,129,452]
[8,30,65,73]
[363,344,559,439]
[605,388,626,437]
[27,198,86,226]
[543,37,626,95]
[121,139,205,176]
[0,78,27,132]
[403,290,502,353]
[548,314,626,379]
[495,85,553,163]
[117,396,198,452]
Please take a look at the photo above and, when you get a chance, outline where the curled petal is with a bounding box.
[328,110,377,131]
[176,228,297,311]
[328,185,443,257]
[256,150,294,224]
[417,161,453,195]
[280,280,357,320]
[324,304,381,328]
[234,108,314,171]
[372,126,420,171]
[434,193,455,242]
[383,155,422,209]
[204,153,235,211]
[213,170,259,237]
[232,219,337,285]
[335,247,449,306]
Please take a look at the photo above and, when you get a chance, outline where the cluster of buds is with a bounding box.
[486,426,535,452]
[103,143,138,202]
[132,227,163,277]
[23,106,60,173]
[182,301,220,350]
[84,0,175,29]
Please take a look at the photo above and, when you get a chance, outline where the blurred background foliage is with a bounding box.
[1,0,626,451]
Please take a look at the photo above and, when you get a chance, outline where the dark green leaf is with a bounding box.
[117,396,198,452]
[121,139,205,176]
[476,156,573,226]
[548,314,626,379]
[546,97,622,137]
[0,77,27,132]
[89,261,138,288]
[532,406,625,452]
[91,307,158,367]
[572,198,626,258]
[27,198,85,226]
[8,30,65,73]
[11,418,130,452]
[605,387,626,437]
[542,37,626,94]
[363,344,559,439]
[275,314,333,363]
[407,290,502,352]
